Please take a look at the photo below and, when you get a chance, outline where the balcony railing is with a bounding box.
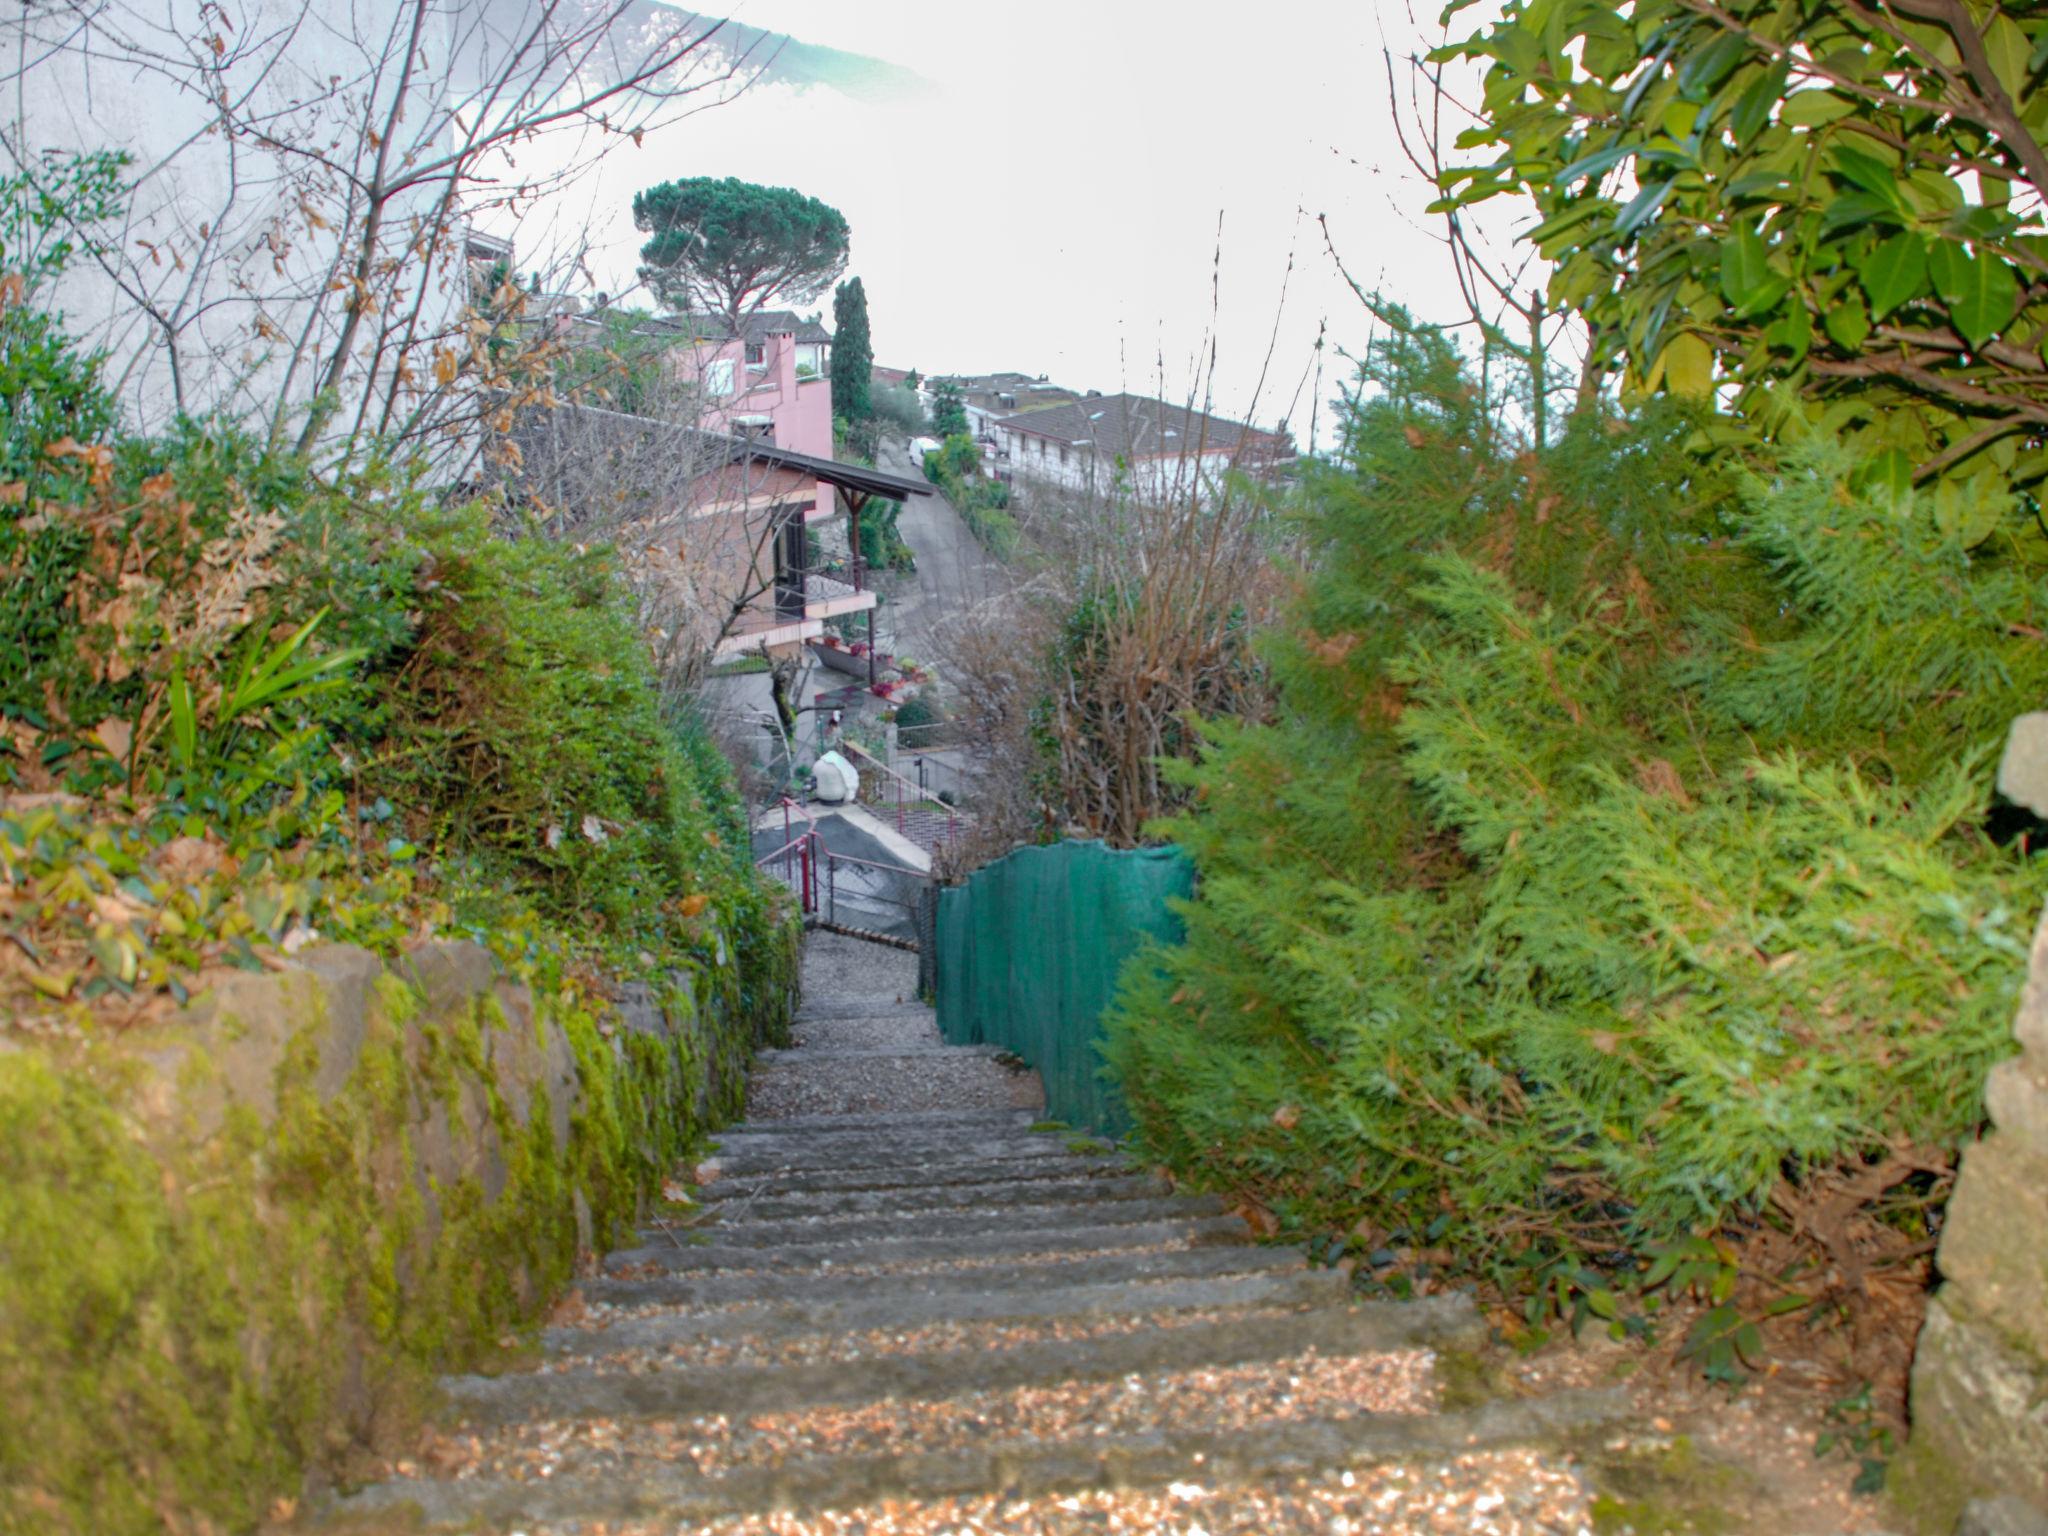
[773,562,872,622]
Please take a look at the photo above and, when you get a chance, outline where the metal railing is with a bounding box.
[840,740,970,857]
[754,822,929,947]
[816,845,930,946]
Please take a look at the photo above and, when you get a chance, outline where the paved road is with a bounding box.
[874,437,1005,672]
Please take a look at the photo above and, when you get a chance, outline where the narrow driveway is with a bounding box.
[875,437,1006,670]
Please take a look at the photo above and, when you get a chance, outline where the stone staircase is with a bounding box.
[327,932,1625,1534]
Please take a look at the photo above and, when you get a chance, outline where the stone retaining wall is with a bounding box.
[0,921,798,1536]
[1911,905,2048,1518]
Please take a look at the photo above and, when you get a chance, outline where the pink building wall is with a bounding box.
[671,324,835,518]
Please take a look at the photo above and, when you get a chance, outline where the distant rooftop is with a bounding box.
[647,309,834,345]
[991,392,1291,461]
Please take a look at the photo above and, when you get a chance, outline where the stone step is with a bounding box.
[751,1042,1010,1063]
[791,1001,936,1020]
[682,1168,1173,1222]
[693,1149,1140,1201]
[743,1051,1040,1121]
[628,1192,1226,1254]
[578,1237,1317,1311]
[546,1265,1356,1358]
[603,1213,1250,1276]
[329,1387,1628,1531]
[713,1105,1040,1137]
[446,1299,1483,1427]
[704,1133,1091,1177]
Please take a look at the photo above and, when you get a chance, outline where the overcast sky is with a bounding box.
[549,1,1545,448]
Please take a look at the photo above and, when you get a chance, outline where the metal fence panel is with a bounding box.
[935,840,1194,1138]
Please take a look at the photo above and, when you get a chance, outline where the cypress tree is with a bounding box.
[831,277,872,426]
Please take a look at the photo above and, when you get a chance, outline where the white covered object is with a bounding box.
[812,751,859,804]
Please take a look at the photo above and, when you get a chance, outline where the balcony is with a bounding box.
[714,563,876,658]
[775,560,875,624]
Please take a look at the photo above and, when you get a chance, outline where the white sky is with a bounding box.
[548,0,1545,447]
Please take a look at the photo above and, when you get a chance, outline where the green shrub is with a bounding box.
[1103,315,2047,1350]
[923,434,1016,558]
[363,502,743,958]
[872,381,926,434]
[894,691,945,749]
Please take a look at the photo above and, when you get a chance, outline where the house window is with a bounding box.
[745,342,765,366]
[1058,443,1068,464]
[706,358,735,396]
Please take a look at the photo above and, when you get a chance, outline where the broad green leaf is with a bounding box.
[1662,100,1702,140]
[1493,23,1541,74]
[1725,170,1794,200]
[1779,89,1855,127]
[1928,241,2019,347]
[1768,299,1813,361]
[1527,198,1612,249]
[1854,447,1915,510]
[1678,29,1750,99]
[1818,191,1900,234]
[1614,179,1674,238]
[1933,466,2012,544]
[1824,291,1871,349]
[1719,224,1773,307]
[1856,231,1928,319]
[1985,14,2030,104]
[1730,58,1791,145]
[1948,205,2022,243]
[1656,331,1715,395]
[1557,141,1631,186]
[1902,169,1964,215]
[1830,145,1902,208]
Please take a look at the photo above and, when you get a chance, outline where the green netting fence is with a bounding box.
[935,840,1194,1139]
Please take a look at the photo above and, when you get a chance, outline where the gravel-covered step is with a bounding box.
[543,1266,1358,1359]
[750,1042,1013,1064]
[743,1051,1043,1119]
[445,1299,1484,1427]
[702,1135,1092,1179]
[576,1238,1324,1312]
[691,1154,1153,1204]
[680,1168,1174,1221]
[719,1107,1042,1135]
[788,1000,938,1021]
[332,1387,1626,1531]
[623,1191,1227,1255]
[602,1213,1253,1277]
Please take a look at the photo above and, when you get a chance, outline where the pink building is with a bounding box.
[664,311,835,516]
[541,304,885,659]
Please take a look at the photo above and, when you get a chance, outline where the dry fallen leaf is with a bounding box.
[92,717,134,762]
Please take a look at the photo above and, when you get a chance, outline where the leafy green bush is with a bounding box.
[872,381,926,434]
[893,691,946,749]
[1103,318,2047,1356]
[362,502,748,958]
[2,161,789,1018]
[923,434,1017,558]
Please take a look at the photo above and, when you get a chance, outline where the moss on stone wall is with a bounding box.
[0,915,798,1536]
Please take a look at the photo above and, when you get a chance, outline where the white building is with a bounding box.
[990,392,1293,498]
[3,0,732,448]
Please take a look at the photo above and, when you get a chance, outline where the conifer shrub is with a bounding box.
[1102,319,2048,1359]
